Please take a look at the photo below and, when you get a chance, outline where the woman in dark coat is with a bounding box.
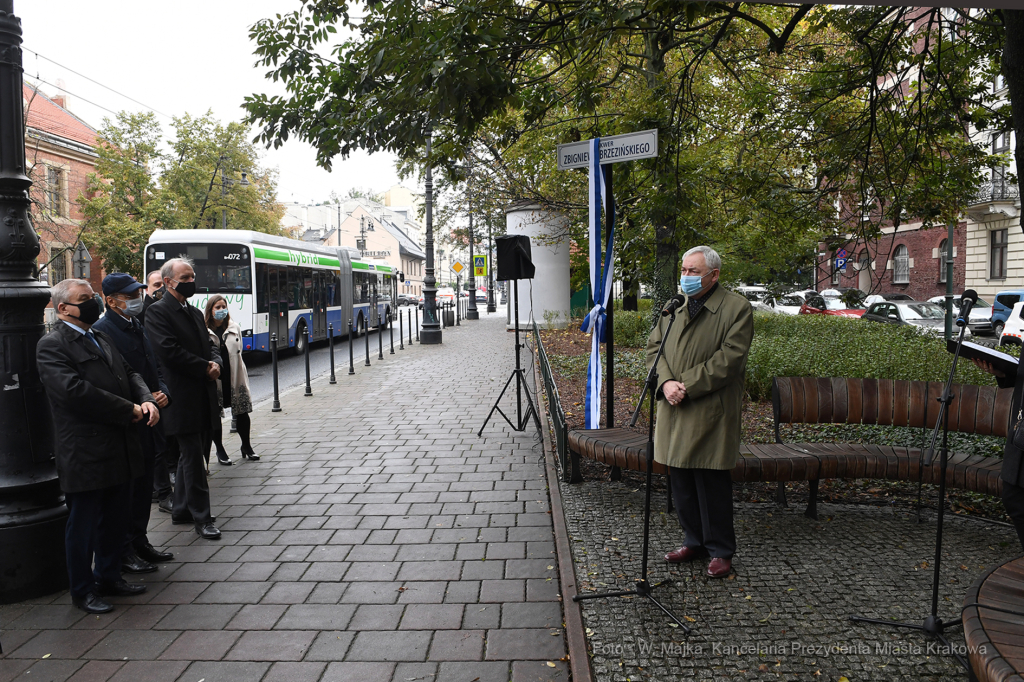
[205,295,258,464]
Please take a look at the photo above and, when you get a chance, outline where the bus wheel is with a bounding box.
[295,321,308,355]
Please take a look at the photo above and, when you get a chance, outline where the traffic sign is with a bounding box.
[835,257,848,270]
[473,255,487,277]
[450,261,466,276]
[836,248,848,259]
[557,129,659,170]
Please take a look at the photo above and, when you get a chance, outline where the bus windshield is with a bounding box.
[146,243,252,294]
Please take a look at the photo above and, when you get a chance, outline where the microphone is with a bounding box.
[956,289,978,328]
[662,293,689,317]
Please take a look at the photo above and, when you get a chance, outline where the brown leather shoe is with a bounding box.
[664,546,703,563]
[706,557,732,578]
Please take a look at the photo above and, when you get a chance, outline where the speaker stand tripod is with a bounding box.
[479,280,541,435]
[573,307,691,632]
[849,317,974,677]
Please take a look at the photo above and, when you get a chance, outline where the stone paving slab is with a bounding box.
[0,311,568,682]
[555,460,1021,681]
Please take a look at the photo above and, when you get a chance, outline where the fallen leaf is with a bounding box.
[547,662,556,668]
[684,616,696,622]
[547,565,554,570]
[41,654,51,659]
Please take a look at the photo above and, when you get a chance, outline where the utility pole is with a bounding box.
[0,0,69,602]
[420,124,441,343]
[466,165,479,320]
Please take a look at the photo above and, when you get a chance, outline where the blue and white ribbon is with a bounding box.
[579,138,615,430]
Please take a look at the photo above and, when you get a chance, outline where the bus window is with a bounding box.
[255,263,268,313]
[354,272,370,304]
[145,242,252,294]
[300,268,313,309]
[287,268,298,309]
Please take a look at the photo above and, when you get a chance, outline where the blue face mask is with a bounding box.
[680,273,706,296]
[213,309,229,321]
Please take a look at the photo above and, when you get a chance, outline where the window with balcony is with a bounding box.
[893,245,910,284]
[991,229,1008,280]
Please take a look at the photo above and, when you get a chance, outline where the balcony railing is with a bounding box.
[972,180,1020,205]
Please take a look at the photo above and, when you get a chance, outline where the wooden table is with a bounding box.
[963,556,1024,682]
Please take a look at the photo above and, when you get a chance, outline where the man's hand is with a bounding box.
[132,404,144,423]
[662,380,687,406]
[152,390,169,408]
[206,361,221,381]
[140,401,160,427]
[972,358,1006,378]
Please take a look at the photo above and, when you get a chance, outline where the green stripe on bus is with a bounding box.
[253,247,339,267]
[352,261,393,274]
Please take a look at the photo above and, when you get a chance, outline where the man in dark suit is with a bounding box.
[93,273,175,572]
[145,257,223,540]
[37,278,160,614]
[973,357,1024,550]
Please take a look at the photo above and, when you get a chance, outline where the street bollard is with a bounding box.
[378,319,384,360]
[415,309,419,342]
[271,333,282,412]
[328,323,336,384]
[399,311,404,350]
[456,298,460,326]
[408,309,413,346]
[348,318,355,375]
[389,315,395,354]
[364,318,371,366]
[304,328,312,397]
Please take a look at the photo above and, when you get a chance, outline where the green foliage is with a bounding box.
[613,310,654,349]
[745,312,1008,401]
[80,111,285,278]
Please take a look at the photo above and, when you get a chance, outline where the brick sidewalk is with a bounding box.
[0,311,568,682]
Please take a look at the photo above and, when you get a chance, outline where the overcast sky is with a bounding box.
[18,1,410,205]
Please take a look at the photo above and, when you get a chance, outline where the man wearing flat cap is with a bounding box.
[93,273,175,573]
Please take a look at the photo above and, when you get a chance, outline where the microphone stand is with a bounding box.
[849,308,974,676]
[573,301,691,633]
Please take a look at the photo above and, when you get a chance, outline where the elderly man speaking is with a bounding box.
[645,245,753,578]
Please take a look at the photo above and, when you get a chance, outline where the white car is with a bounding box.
[735,285,770,303]
[927,295,994,336]
[773,293,809,315]
[999,301,1024,346]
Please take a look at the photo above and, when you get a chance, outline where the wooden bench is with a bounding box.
[963,556,1024,681]
[567,377,1008,519]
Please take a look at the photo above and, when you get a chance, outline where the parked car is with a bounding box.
[475,290,488,303]
[926,295,994,336]
[397,294,417,306]
[436,287,456,305]
[862,301,971,336]
[773,293,809,316]
[991,290,1024,338]
[735,285,771,303]
[799,293,866,318]
[999,301,1024,346]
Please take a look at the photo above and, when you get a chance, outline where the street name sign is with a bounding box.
[556,129,659,170]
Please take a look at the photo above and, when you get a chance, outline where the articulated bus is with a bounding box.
[144,229,396,353]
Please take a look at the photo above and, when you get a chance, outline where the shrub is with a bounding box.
[745,312,1011,401]
[613,310,654,348]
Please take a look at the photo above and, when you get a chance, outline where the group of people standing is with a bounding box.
[36,257,258,614]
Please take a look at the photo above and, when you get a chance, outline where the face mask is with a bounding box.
[173,280,197,298]
[121,296,145,317]
[213,309,229,321]
[67,296,102,325]
[680,274,706,296]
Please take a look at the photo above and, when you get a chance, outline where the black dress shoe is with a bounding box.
[72,592,113,614]
[136,542,174,563]
[121,551,158,574]
[158,497,173,514]
[240,448,260,461]
[171,512,194,525]
[95,579,147,597]
[216,449,233,466]
[195,522,221,540]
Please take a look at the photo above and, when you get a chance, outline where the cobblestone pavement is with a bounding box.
[557,470,1020,682]
[0,310,569,682]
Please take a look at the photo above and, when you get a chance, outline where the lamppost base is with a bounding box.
[486,304,496,313]
[420,328,443,344]
[466,310,479,320]
[0,501,69,603]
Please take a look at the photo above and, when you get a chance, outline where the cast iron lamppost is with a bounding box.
[465,164,478,320]
[420,124,441,343]
[0,0,69,602]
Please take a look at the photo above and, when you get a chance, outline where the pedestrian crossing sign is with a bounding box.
[473,255,487,277]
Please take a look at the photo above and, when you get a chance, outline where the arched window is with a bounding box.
[938,239,948,283]
[893,245,910,284]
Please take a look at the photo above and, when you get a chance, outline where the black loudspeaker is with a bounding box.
[495,234,535,281]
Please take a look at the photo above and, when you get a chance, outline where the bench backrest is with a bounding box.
[771,377,1011,440]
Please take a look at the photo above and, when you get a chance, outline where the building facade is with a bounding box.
[24,83,104,300]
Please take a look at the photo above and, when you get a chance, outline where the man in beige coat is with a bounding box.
[645,246,753,578]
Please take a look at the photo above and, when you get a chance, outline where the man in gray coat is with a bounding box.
[37,279,160,613]
[646,246,753,578]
